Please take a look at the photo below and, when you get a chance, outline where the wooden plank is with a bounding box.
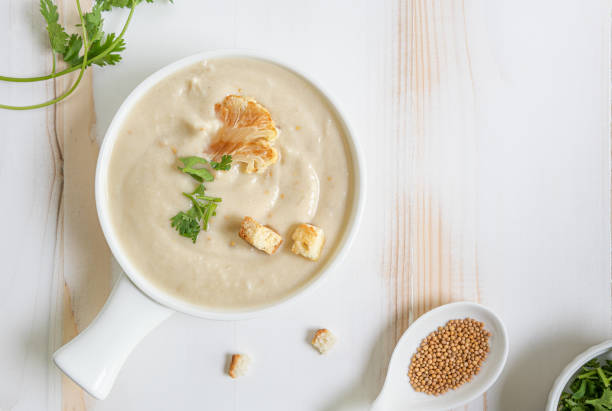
[385,1,485,409]
[53,1,112,410]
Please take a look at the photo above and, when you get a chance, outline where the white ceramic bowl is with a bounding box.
[545,340,612,411]
[53,50,365,400]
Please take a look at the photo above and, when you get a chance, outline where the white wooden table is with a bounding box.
[1,1,611,410]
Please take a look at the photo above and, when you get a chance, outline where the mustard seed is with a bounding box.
[407,318,491,395]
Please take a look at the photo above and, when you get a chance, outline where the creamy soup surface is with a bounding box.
[108,57,353,310]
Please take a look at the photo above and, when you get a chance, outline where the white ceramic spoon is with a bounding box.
[371,302,509,411]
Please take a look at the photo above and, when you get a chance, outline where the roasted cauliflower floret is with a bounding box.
[207,95,279,173]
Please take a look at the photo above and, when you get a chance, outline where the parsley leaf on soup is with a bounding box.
[171,154,231,242]
[170,211,201,243]
[170,179,223,242]
[210,155,233,171]
[177,156,214,182]
[182,184,221,231]
[185,184,222,204]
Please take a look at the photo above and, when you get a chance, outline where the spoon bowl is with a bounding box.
[372,302,508,411]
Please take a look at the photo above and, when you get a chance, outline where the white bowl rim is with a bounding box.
[545,339,612,411]
[94,49,366,320]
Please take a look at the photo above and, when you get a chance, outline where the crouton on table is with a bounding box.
[311,329,336,354]
[229,354,251,378]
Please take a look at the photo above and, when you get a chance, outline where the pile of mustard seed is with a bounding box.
[408,318,491,396]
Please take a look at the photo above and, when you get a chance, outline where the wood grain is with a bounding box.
[385,0,480,348]
[52,0,111,409]
[385,1,484,408]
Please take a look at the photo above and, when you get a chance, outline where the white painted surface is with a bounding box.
[0,1,610,410]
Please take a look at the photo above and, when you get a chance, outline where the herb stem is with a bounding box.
[579,370,597,379]
[0,0,89,111]
[0,65,77,83]
[201,196,222,202]
[598,367,611,388]
[51,51,56,75]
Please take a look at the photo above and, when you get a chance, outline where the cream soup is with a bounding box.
[107,57,353,310]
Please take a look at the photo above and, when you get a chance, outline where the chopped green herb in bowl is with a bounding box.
[558,358,612,411]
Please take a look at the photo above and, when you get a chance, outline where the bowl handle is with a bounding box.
[53,274,173,399]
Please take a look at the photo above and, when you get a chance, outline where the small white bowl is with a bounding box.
[545,340,612,411]
[53,50,366,400]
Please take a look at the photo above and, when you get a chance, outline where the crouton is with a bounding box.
[239,216,283,255]
[311,329,336,354]
[228,354,251,378]
[291,223,325,261]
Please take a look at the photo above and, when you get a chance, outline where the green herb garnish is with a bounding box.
[210,155,233,171]
[170,156,232,242]
[177,156,214,182]
[183,184,221,231]
[558,359,612,411]
[1,0,169,111]
[170,210,201,243]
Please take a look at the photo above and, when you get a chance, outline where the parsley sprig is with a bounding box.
[171,156,232,243]
[558,358,612,411]
[210,155,233,171]
[0,0,168,111]
[170,210,202,244]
